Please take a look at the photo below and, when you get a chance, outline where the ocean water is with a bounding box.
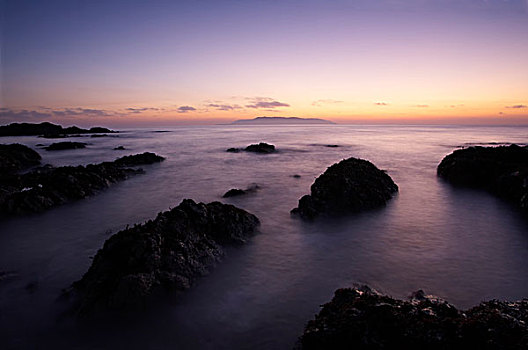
[1,124,527,349]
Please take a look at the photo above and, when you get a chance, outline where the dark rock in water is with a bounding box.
[292,174,301,178]
[438,145,528,213]
[245,142,276,153]
[0,144,41,173]
[70,199,259,316]
[326,144,339,148]
[0,152,165,217]
[114,152,165,166]
[298,285,528,350]
[226,147,241,153]
[44,141,87,151]
[291,157,398,219]
[114,146,126,150]
[0,122,116,137]
[222,183,260,198]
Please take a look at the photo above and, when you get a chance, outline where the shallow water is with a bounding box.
[1,125,527,349]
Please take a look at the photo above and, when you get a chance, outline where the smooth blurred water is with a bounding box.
[1,125,527,349]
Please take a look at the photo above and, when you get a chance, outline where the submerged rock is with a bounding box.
[44,141,87,151]
[298,285,528,349]
[438,145,528,213]
[222,184,260,198]
[0,152,165,216]
[114,146,126,150]
[70,199,259,316]
[226,142,276,154]
[0,122,116,137]
[0,144,41,173]
[291,157,398,219]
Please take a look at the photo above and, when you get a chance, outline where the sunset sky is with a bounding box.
[1,0,528,126]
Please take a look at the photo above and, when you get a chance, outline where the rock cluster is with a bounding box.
[223,184,260,198]
[0,144,41,173]
[44,141,87,151]
[0,122,115,137]
[298,285,528,350]
[70,199,260,316]
[438,145,528,213]
[291,157,398,219]
[0,152,165,216]
[227,142,276,153]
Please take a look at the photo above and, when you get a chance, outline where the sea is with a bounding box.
[1,124,527,349]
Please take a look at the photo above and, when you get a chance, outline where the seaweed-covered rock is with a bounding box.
[70,199,259,315]
[0,152,165,216]
[0,144,41,173]
[44,141,87,151]
[438,145,528,213]
[298,285,528,350]
[0,122,115,137]
[291,157,398,219]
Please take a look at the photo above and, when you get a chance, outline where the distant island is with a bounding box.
[231,117,335,125]
[0,122,116,137]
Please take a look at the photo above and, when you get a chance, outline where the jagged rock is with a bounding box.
[69,199,260,316]
[291,157,398,219]
[438,145,528,213]
[0,152,165,216]
[226,147,240,153]
[0,144,41,173]
[44,142,87,151]
[298,285,528,350]
[226,143,276,154]
[114,146,126,150]
[0,122,115,137]
[222,184,260,198]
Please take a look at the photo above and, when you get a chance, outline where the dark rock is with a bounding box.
[114,146,126,150]
[298,285,528,350]
[326,145,339,148]
[0,122,116,137]
[0,152,165,217]
[70,199,259,316]
[0,144,41,173]
[226,147,241,153]
[245,142,276,153]
[438,145,528,213]
[291,157,398,219]
[292,174,301,178]
[222,184,260,198]
[44,142,87,151]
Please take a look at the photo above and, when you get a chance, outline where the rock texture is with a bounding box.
[0,144,41,173]
[44,141,87,151]
[227,142,276,154]
[298,285,528,350]
[0,152,164,216]
[0,122,115,137]
[222,184,260,198]
[291,157,398,219]
[438,145,528,213]
[70,199,259,316]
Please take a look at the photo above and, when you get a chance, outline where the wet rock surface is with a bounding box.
[0,144,41,173]
[0,152,165,217]
[291,157,398,219]
[438,145,528,213]
[227,142,276,153]
[222,184,260,198]
[298,285,528,350]
[44,141,87,151]
[69,199,260,316]
[0,122,116,137]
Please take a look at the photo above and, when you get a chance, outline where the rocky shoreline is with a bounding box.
[0,122,115,137]
[68,199,260,316]
[298,285,528,349]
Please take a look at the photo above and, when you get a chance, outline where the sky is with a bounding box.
[1,0,528,126]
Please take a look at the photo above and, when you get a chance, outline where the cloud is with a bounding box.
[245,98,290,109]
[414,104,429,108]
[312,99,344,107]
[374,102,389,106]
[126,107,160,114]
[177,106,197,113]
[505,104,527,109]
[449,104,465,108]
[0,107,120,120]
[0,108,52,120]
[207,103,242,111]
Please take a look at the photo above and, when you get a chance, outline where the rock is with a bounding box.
[438,145,528,213]
[245,143,276,153]
[326,145,339,148]
[114,146,126,150]
[0,122,116,137]
[69,199,259,316]
[291,157,398,219]
[222,184,260,198]
[292,174,301,178]
[0,144,41,173]
[298,285,528,350]
[44,142,87,151]
[226,147,240,153]
[0,152,165,217]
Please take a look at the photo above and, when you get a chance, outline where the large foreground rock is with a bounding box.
[0,152,164,216]
[298,285,528,350]
[70,199,259,316]
[0,144,41,173]
[437,145,528,213]
[0,122,115,137]
[291,157,398,219]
